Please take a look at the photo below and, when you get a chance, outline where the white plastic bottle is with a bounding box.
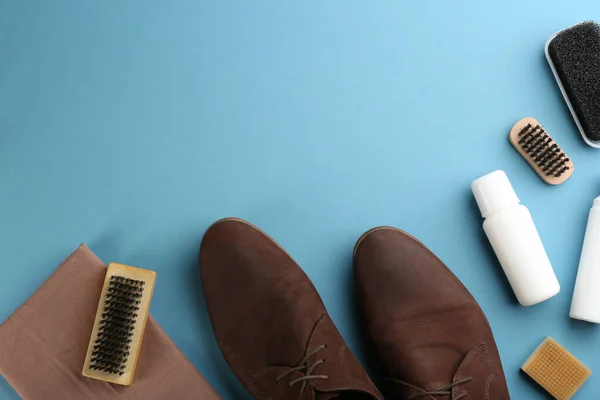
[570,196,600,323]
[471,170,560,306]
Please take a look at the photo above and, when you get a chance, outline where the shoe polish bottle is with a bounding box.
[570,196,600,323]
[471,170,560,306]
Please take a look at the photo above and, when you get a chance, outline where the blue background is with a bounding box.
[1,1,599,398]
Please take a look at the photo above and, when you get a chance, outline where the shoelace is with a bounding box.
[276,344,329,395]
[386,376,474,399]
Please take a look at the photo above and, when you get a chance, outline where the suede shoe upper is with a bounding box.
[200,218,382,400]
[354,227,510,400]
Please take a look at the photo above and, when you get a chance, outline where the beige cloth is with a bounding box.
[0,244,221,400]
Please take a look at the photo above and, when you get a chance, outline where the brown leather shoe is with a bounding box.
[353,227,510,400]
[200,218,383,400]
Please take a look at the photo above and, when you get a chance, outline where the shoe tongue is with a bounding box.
[392,344,491,399]
[306,316,381,400]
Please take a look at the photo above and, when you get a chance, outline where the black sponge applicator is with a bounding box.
[546,21,600,148]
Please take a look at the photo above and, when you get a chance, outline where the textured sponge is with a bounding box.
[546,21,600,146]
[522,337,591,400]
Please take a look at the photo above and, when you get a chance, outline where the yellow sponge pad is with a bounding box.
[521,337,591,400]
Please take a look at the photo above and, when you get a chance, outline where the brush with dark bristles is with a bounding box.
[509,117,574,185]
[82,263,156,386]
[546,21,600,148]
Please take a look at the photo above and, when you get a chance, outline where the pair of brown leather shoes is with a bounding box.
[199,218,510,400]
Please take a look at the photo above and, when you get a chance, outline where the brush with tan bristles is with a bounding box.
[522,337,591,399]
[82,263,157,386]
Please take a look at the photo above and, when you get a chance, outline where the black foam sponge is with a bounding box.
[547,21,600,145]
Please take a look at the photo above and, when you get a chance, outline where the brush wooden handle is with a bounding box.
[509,117,574,185]
[82,263,156,386]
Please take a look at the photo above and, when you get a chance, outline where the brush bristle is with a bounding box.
[516,123,571,178]
[88,276,144,375]
[548,21,600,143]
[82,263,156,386]
[522,337,591,400]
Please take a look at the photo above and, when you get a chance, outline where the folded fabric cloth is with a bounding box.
[0,244,221,400]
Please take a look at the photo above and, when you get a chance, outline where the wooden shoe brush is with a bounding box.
[509,117,573,185]
[82,263,157,385]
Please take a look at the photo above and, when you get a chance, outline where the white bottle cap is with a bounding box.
[471,170,520,218]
